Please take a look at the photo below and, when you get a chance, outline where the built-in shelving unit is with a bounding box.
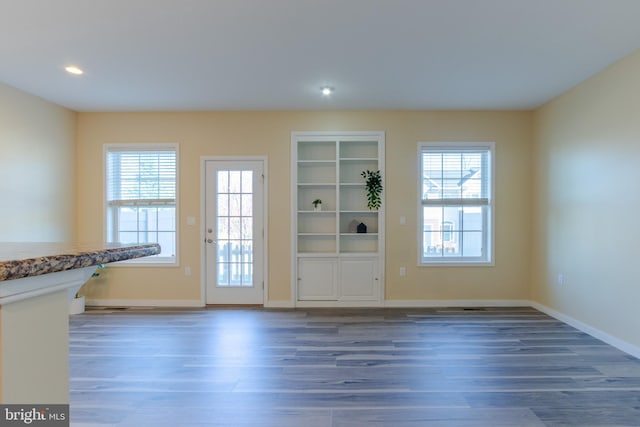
[291,131,385,306]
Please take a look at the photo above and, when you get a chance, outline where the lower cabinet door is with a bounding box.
[297,258,338,300]
[339,258,379,300]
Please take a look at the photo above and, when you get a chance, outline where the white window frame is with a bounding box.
[104,143,179,266]
[417,141,494,266]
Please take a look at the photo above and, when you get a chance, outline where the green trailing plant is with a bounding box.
[91,263,107,278]
[76,264,107,298]
[312,199,322,208]
[361,169,383,210]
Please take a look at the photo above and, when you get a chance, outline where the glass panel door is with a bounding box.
[205,160,264,304]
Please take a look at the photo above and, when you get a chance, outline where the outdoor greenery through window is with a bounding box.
[419,142,493,265]
[105,144,178,263]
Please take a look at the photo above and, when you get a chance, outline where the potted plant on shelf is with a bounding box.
[361,169,383,210]
[312,199,322,211]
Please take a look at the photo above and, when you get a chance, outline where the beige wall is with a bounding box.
[0,83,76,241]
[76,111,532,304]
[532,50,640,348]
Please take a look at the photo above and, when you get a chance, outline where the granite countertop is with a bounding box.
[0,242,161,281]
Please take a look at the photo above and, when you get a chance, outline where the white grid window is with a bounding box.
[418,142,494,265]
[105,144,178,264]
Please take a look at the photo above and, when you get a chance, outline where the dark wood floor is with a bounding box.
[69,307,640,426]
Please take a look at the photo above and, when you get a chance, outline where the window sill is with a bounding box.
[419,260,494,267]
[110,257,178,267]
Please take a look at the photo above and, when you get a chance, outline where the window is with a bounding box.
[418,142,493,265]
[105,144,178,264]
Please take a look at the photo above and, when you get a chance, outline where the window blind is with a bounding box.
[421,147,490,206]
[106,149,176,205]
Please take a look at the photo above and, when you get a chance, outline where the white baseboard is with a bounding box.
[294,300,386,308]
[87,298,295,309]
[87,298,528,309]
[269,299,529,309]
[384,299,531,308]
[531,301,640,359]
[264,300,295,308]
[86,298,204,308]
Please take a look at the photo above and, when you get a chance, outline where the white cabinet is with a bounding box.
[297,258,338,300]
[339,258,379,300]
[291,131,385,306]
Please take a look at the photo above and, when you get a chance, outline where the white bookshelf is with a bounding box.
[291,131,385,305]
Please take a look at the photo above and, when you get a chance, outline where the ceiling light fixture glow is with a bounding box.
[65,66,84,75]
[321,86,333,96]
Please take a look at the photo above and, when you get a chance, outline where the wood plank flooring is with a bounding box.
[69,307,640,426]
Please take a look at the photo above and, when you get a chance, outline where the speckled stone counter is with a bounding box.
[0,242,161,281]
[0,242,160,404]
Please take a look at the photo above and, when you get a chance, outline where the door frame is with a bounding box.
[200,156,268,306]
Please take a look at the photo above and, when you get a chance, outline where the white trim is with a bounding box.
[264,300,295,308]
[415,261,496,268]
[0,267,97,305]
[290,135,297,303]
[88,299,294,309]
[103,142,180,266]
[291,130,385,140]
[199,156,269,306]
[291,131,385,307]
[262,158,269,306]
[104,143,179,152]
[108,257,178,267]
[86,298,203,308]
[296,300,385,308]
[416,141,495,267]
[530,301,640,360]
[384,299,531,308]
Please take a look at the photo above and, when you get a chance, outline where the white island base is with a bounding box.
[0,242,160,405]
[0,266,97,403]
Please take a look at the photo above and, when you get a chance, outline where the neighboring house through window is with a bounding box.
[105,144,178,264]
[418,142,494,265]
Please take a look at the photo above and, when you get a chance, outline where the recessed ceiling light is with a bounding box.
[321,86,333,96]
[65,66,84,75]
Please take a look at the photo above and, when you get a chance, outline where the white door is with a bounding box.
[205,160,265,304]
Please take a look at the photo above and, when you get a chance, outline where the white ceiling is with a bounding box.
[2,0,640,112]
